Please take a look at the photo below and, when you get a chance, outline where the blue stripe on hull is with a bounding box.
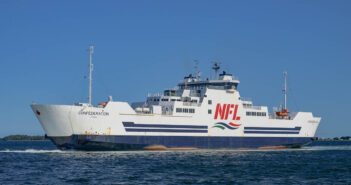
[125,128,208,133]
[49,135,312,151]
[244,131,300,134]
[244,126,301,131]
[123,122,208,129]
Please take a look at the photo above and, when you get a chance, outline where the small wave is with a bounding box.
[302,145,351,151]
[0,149,63,153]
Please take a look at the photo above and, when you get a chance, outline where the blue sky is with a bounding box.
[0,0,350,138]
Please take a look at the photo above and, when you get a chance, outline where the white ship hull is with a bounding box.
[31,89,320,150]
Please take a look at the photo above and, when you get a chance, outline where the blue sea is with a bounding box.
[0,141,350,184]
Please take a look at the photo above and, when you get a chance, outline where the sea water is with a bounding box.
[0,140,350,184]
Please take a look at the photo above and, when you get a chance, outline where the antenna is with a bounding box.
[283,71,287,110]
[89,45,94,105]
[194,60,201,80]
[212,62,221,80]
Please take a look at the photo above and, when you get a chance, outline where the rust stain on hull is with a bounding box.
[258,146,286,150]
[143,145,199,151]
[143,145,168,150]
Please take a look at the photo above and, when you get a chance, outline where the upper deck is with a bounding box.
[178,71,240,90]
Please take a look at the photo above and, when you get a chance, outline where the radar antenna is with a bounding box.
[89,45,93,105]
[194,60,201,80]
[212,62,221,80]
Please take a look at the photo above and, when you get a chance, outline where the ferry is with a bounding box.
[31,46,321,150]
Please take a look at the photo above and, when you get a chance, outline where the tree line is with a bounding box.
[0,135,47,141]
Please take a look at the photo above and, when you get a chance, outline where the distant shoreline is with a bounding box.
[0,135,48,141]
[316,136,351,141]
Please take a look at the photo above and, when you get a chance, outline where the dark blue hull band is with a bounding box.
[244,131,300,134]
[244,126,301,131]
[49,135,312,151]
[123,122,208,129]
[125,128,208,133]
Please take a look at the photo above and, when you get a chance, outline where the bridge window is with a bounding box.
[164,90,177,96]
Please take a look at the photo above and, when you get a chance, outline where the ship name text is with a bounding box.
[78,111,110,116]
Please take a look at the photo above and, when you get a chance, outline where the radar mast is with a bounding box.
[194,60,201,80]
[89,45,93,105]
[283,71,287,110]
[275,71,290,117]
[212,62,221,80]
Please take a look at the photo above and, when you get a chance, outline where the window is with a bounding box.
[208,109,212,114]
[176,108,182,113]
[208,100,212,105]
[191,100,198,103]
[189,109,195,113]
[161,98,169,102]
[171,99,177,101]
[246,112,267,116]
[183,108,188,113]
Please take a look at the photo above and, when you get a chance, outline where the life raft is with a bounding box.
[275,109,290,117]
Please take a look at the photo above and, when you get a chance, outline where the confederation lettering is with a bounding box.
[78,111,109,116]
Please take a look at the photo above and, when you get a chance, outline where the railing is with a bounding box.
[147,93,162,97]
[207,86,229,90]
[183,102,201,107]
[243,105,262,110]
[240,97,252,102]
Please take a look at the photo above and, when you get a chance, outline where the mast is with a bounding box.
[89,45,94,105]
[194,60,200,80]
[283,71,287,110]
[212,62,220,80]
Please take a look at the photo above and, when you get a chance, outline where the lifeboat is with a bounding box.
[275,109,290,117]
[98,102,107,107]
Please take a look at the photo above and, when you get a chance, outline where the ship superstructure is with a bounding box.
[31,47,321,150]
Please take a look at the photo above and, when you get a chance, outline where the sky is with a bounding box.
[0,0,350,138]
